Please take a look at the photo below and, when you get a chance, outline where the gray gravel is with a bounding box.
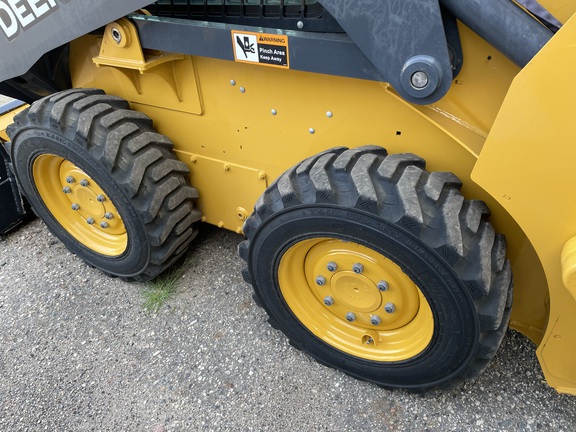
[0,219,575,431]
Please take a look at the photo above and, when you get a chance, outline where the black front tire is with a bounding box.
[7,88,201,281]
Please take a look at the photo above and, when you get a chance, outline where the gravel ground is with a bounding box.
[0,219,575,431]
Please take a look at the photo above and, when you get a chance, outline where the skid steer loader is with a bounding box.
[1,0,576,393]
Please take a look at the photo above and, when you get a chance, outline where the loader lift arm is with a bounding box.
[0,1,554,105]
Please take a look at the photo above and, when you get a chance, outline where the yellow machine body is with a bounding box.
[0,104,26,142]
[51,3,576,394]
[473,11,576,394]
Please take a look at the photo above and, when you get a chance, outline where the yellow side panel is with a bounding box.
[171,150,268,233]
[538,0,576,23]
[473,12,576,394]
[0,104,27,142]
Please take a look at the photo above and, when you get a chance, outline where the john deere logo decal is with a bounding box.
[0,0,72,41]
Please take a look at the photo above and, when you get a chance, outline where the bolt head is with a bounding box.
[71,203,80,211]
[96,195,106,203]
[240,87,246,93]
[104,212,114,220]
[411,71,429,89]
[345,312,356,322]
[365,337,373,345]
[370,315,382,326]
[271,109,277,116]
[230,79,236,86]
[62,186,71,194]
[65,176,75,184]
[326,262,338,272]
[316,276,326,286]
[352,263,364,274]
[80,179,89,187]
[100,221,109,229]
[308,128,315,134]
[326,111,333,118]
[377,281,389,292]
[384,302,396,314]
[323,296,334,306]
[86,217,95,225]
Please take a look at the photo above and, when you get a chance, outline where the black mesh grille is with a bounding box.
[146,1,343,32]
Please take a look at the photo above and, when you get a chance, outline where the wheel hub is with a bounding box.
[306,241,421,331]
[279,238,434,362]
[75,185,103,216]
[32,154,127,256]
[330,272,380,311]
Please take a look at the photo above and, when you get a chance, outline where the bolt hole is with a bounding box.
[362,335,373,345]
[111,28,122,44]
[396,131,402,136]
[487,55,492,60]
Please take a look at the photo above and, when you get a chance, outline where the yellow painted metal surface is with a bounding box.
[472,12,576,395]
[33,155,127,256]
[80,22,202,115]
[174,151,268,233]
[0,104,27,142]
[93,19,185,73]
[537,0,576,23]
[279,238,434,361]
[69,14,557,387]
[561,237,576,298]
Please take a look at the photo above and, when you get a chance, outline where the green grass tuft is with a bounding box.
[141,263,186,313]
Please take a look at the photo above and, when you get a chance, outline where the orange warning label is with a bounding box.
[232,31,289,69]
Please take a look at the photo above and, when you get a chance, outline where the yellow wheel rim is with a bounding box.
[33,154,127,256]
[279,238,434,362]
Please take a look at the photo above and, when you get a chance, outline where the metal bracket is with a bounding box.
[93,18,187,100]
[320,0,453,105]
[93,18,184,73]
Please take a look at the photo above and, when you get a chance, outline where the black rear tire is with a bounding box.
[239,146,513,390]
[7,88,201,281]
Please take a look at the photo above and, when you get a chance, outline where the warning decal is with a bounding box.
[232,31,289,69]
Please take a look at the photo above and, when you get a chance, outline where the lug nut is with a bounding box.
[65,176,75,184]
[62,186,71,194]
[86,217,95,225]
[377,281,389,292]
[323,296,334,306]
[316,276,326,286]
[352,263,364,274]
[100,221,109,229]
[96,194,106,202]
[327,262,338,272]
[80,179,89,187]
[71,203,80,211]
[370,315,382,325]
[104,212,114,220]
[345,312,356,322]
[384,302,396,314]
